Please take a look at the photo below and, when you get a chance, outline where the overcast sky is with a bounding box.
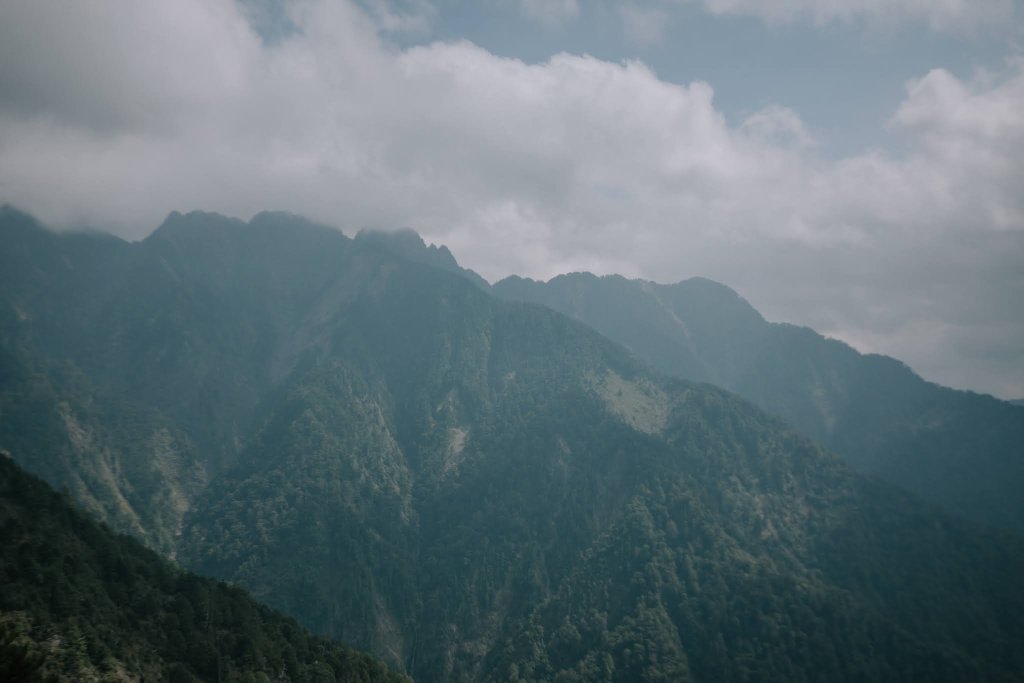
[1,0,1022,398]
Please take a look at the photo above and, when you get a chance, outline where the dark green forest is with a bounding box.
[0,454,407,682]
[2,206,1024,682]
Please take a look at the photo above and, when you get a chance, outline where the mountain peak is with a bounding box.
[248,210,338,235]
[356,227,454,266]
[0,204,52,242]
[146,209,244,243]
[356,226,490,289]
[666,276,766,325]
[145,210,349,257]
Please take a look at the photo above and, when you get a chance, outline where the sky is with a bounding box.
[0,0,1022,399]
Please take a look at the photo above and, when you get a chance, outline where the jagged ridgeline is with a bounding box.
[3,206,1024,682]
[493,272,1024,534]
[0,454,408,682]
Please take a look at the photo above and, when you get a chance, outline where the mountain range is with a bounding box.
[2,206,1023,681]
[353,225,1024,534]
[491,272,1024,534]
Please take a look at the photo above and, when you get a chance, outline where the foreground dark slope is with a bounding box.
[494,272,1024,533]
[0,454,406,682]
[3,208,1024,682]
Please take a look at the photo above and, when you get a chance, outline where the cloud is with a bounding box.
[619,4,670,46]
[357,0,436,35]
[0,0,1021,397]
[740,105,816,149]
[518,0,580,28]
[0,0,258,134]
[685,0,1018,33]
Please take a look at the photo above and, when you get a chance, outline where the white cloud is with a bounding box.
[740,105,816,149]
[687,0,1018,33]
[0,0,259,134]
[0,0,1021,396]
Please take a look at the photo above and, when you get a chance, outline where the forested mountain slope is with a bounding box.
[0,454,407,682]
[177,251,1024,682]
[3,207,1024,682]
[0,207,359,549]
[493,272,1024,533]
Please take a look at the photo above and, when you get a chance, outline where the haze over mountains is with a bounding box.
[492,272,1024,534]
[342,223,1024,533]
[2,206,1024,681]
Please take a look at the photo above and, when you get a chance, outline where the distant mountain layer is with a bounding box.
[0,454,407,682]
[493,272,1024,533]
[3,207,1024,682]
